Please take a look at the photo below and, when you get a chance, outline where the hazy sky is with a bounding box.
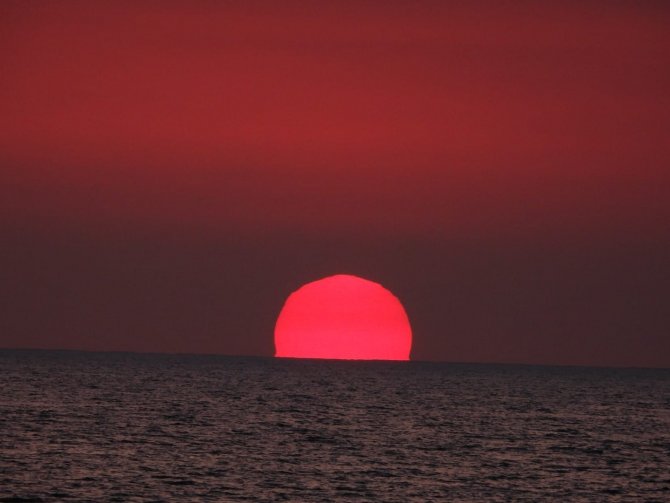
[1,1,669,366]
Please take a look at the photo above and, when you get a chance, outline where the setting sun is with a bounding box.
[274,274,412,360]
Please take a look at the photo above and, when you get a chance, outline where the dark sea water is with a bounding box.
[1,350,669,502]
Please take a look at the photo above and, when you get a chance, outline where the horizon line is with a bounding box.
[1,346,668,371]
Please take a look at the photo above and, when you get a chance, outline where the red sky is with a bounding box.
[1,1,669,366]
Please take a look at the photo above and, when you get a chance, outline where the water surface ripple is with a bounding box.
[1,350,669,501]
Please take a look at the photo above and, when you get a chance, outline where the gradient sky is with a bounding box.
[1,1,669,367]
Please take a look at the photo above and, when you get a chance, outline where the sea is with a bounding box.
[1,350,669,502]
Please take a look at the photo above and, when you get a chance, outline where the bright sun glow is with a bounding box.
[274,274,412,360]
